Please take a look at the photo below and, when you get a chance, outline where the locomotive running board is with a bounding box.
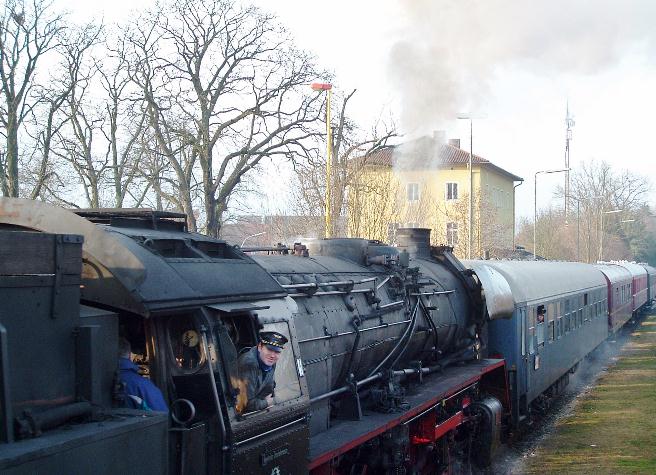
[308,358,506,470]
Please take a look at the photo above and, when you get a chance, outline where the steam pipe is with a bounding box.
[309,346,476,406]
[367,300,420,378]
[418,297,440,357]
[310,373,383,404]
[16,402,93,438]
[340,317,362,387]
[388,300,421,370]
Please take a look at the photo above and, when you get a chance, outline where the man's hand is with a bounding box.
[265,395,274,406]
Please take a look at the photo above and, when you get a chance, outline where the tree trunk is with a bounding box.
[6,111,19,197]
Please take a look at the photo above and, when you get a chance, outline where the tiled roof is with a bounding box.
[354,136,523,181]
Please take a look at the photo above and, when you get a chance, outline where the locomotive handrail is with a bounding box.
[309,373,383,404]
[378,300,405,309]
[233,416,307,447]
[376,276,391,290]
[298,319,412,343]
[410,290,456,296]
[282,277,377,290]
[200,324,229,452]
[288,288,374,298]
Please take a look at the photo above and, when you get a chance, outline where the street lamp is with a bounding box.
[311,82,334,238]
[456,114,477,259]
[241,231,266,247]
[599,209,623,261]
[534,168,570,260]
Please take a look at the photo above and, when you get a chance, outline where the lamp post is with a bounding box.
[241,231,266,247]
[534,168,570,260]
[457,115,475,259]
[599,209,623,261]
[311,82,334,238]
[512,180,524,252]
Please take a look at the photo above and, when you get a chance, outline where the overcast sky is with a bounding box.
[63,0,656,220]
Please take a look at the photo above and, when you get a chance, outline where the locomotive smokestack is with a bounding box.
[396,228,431,258]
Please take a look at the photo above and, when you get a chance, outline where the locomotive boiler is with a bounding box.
[0,199,510,474]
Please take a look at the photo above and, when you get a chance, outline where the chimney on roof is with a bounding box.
[432,130,446,144]
[448,138,461,149]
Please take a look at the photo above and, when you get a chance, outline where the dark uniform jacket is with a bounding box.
[237,346,276,412]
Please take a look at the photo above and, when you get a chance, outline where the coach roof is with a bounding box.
[465,260,606,304]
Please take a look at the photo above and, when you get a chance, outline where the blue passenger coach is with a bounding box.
[465,261,608,424]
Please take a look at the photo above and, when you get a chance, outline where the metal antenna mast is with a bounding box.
[565,102,575,222]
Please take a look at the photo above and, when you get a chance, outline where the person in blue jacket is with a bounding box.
[118,337,168,412]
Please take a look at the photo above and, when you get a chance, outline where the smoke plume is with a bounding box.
[389,0,656,134]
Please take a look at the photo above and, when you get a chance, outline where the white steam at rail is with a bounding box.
[389,0,656,134]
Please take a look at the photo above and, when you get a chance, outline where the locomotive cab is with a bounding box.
[0,199,310,475]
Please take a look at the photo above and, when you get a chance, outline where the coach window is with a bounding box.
[528,307,536,354]
[547,303,555,341]
[536,305,546,346]
[564,300,570,333]
[521,308,526,356]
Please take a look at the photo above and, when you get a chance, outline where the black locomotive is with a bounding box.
[0,198,649,474]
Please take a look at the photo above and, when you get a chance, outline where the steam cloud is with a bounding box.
[389,0,656,134]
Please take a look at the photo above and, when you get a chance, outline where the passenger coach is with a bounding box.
[612,261,648,314]
[465,261,608,425]
[595,263,633,333]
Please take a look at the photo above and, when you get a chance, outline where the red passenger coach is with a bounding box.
[595,264,633,333]
[612,262,648,314]
[641,264,656,304]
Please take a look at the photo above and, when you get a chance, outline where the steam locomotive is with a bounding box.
[0,198,651,474]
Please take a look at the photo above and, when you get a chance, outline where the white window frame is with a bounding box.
[406,183,420,202]
[446,222,458,246]
[445,182,459,201]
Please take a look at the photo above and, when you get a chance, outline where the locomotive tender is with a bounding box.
[0,198,651,474]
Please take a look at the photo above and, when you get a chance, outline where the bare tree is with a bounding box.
[22,22,100,202]
[127,0,325,236]
[47,24,108,207]
[517,160,652,262]
[0,0,64,197]
[99,32,148,208]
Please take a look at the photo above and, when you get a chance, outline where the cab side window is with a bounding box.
[168,314,204,371]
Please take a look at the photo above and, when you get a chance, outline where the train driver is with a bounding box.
[237,331,288,412]
[118,337,168,412]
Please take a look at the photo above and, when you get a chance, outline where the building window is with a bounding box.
[446,222,458,245]
[406,183,420,202]
[445,182,458,200]
[387,222,401,244]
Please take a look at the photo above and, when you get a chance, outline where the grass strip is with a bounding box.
[521,313,656,474]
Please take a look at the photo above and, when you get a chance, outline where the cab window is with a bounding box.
[167,314,205,371]
[259,322,302,405]
[209,311,302,416]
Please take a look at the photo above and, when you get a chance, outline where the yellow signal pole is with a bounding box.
[312,82,334,238]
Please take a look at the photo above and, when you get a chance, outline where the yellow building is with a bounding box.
[348,136,523,258]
